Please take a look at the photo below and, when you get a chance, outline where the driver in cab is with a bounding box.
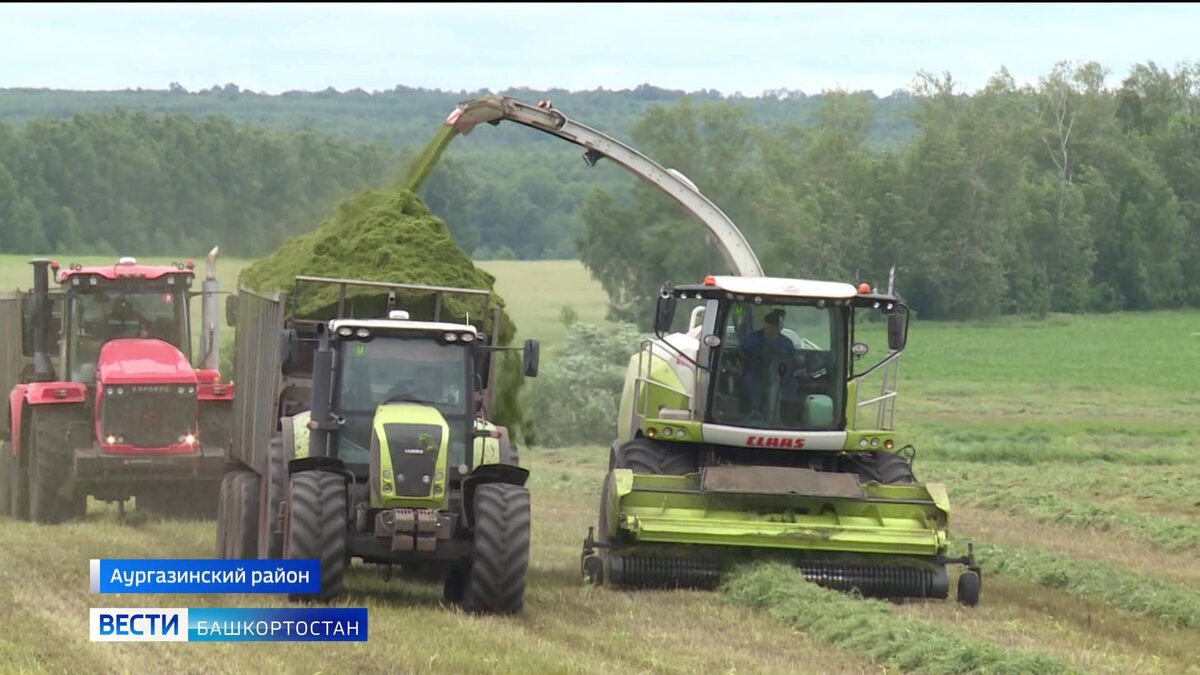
[739,309,798,412]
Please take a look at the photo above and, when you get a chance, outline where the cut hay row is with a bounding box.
[724,563,1078,675]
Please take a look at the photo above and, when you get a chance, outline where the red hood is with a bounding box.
[97,339,198,385]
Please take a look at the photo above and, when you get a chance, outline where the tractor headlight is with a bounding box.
[106,387,114,396]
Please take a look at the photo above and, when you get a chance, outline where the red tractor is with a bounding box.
[0,251,232,523]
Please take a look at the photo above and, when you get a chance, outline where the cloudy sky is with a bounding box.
[1,3,1196,95]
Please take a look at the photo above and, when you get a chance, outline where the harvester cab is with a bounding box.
[445,94,980,606]
[0,250,232,524]
[217,276,538,614]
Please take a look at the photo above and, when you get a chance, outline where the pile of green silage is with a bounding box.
[239,187,528,440]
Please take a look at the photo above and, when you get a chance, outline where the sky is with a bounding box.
[0,3,1196,96]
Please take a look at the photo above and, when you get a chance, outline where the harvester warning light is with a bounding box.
[857,282,872,294]
[704,275,717,286]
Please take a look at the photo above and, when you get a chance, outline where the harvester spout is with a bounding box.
[446,95,764,277]
[200,246,220,370]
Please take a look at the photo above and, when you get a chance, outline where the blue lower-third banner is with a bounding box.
[90,608,368,642]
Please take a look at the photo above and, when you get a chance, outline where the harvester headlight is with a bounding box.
[422,475,431,484]
[355,328,371,339]
[884,439,894,450]
[443,332,458,343]
[460,332,475,343]
[646,428,657,439]
[703,335,721,347]
[870,437,880,447]
[337,326,354,338]
[858,438,868,448]
[661,427,673,438]
[458,463,469,475]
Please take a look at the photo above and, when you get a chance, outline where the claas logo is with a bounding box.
[745,435,805,449]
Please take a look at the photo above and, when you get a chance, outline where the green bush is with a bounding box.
[524,318,645,447]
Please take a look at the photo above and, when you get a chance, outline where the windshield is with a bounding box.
[334,336,469,469]
[67,286,190,383]
[709,299,846,431]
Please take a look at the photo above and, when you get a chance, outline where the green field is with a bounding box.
[1,258,1199,674]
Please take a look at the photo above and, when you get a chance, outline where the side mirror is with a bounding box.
[522,339,540,378]
[851,342,869,359]
[887,311,907,351]
[225,295,239,327]
[654,293,677,335]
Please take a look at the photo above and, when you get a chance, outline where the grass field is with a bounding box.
[1,258,1198,674]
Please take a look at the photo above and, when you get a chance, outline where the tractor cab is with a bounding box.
[58,258,194,384]
[324,316,480,491]
[634,275,910,444]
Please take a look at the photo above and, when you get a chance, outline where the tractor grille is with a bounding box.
[102,385,196,449]
[381,423,442,497]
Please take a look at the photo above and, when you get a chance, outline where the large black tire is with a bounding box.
[0,442,11,518]
[616,437,697,475]
[462,483,531,614]
[215,471,235,557]
[284,470,347,602]
[10,458,28,520]
[216,471,259,558]
[847,451,915,484]
[29,414,72,524]
[257,435,288,558]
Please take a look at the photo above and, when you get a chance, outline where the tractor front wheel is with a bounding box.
[617,438,696,475]
[284,470,347,603]
[462,483,531,614]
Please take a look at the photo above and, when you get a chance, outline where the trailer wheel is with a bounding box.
[0,441,11,517]
[257,434,288,558]
[617,438,696,475]
[215,471,236,557]
[217,470,259,558]
[29,416,71,524]
[462,483,530,614]
[285,470,346,602]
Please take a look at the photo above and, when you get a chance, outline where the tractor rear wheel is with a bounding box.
[29,415,71,524]
[217,470,259,558]
[257,434,288,558]
[284,470,347,602]
[617,438,696,475]
[462,483,530,614]
[0,442,11,517]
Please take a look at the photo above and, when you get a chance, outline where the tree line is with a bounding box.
[580,62,1200,320]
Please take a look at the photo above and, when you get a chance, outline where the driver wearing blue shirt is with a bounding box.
[739,309,798,412]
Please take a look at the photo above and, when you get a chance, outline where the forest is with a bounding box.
[0,60,1197,318]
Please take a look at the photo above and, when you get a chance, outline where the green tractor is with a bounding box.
[580,276,980,604]
[216,276,539,613]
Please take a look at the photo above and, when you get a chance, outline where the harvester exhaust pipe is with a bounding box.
[200,246,220,370]
[28,258,54,382]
